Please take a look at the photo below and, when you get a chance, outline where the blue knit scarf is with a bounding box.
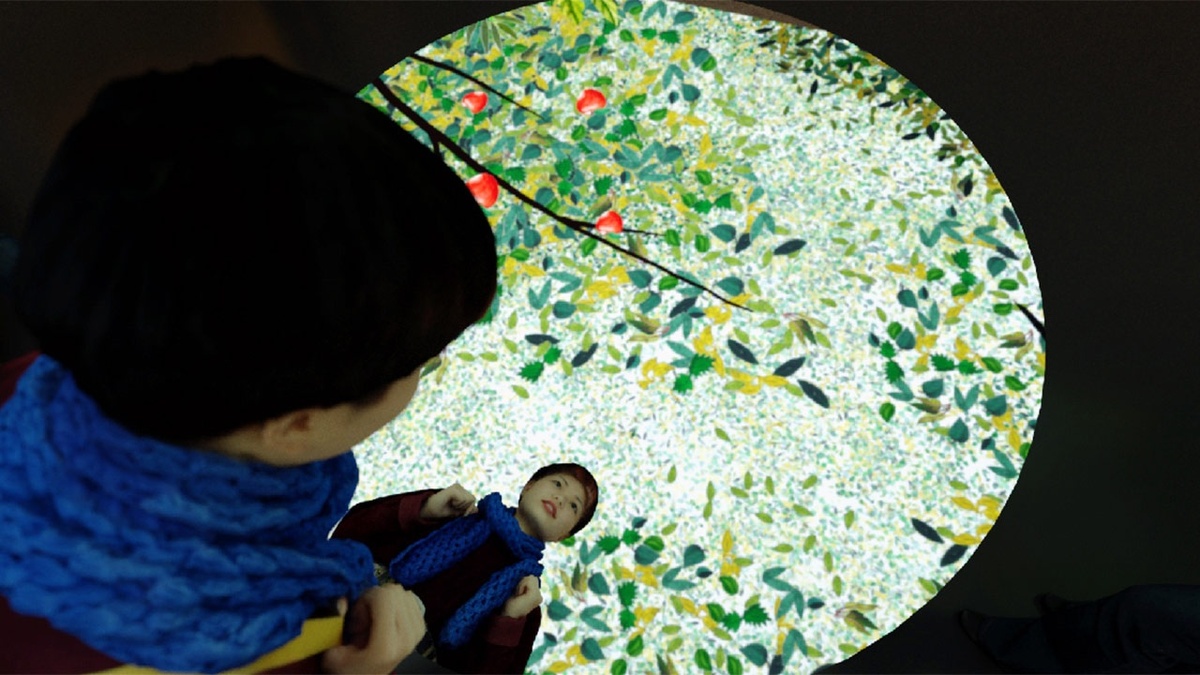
[389,492,544,649]
[0,355,377,672]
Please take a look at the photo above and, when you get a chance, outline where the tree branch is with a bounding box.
[371,77,750,312]
[408,53,548,122]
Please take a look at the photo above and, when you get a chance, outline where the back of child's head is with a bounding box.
[13,57,497,442]
[529,463,599,536]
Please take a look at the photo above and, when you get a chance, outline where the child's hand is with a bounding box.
[501,575,542,619]
[322,585,426,674]
[419,483,478,519]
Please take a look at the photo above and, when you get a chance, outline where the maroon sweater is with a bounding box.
[332,492,542,674]
[0,352,323,673]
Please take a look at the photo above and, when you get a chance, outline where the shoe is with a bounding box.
[1033,592,1068,616]
[958,609,990,646]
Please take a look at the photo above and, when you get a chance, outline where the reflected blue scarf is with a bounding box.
[389,492,543,649]
[0,355,376,672]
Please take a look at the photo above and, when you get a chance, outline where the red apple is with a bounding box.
[576,88,607,115]
[462,91,489,114]
[466,173,499,208]
[595,210,623,234]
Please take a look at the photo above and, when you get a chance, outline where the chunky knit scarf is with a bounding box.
[0,355,377,672]
[389,492,544,649]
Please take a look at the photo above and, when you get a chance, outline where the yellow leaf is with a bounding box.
[885,263,909,275]
[722,529,734,556]
[977,495,1002,511]
[613,564,636,580]
[951,496,978,512]
[954,337,972,361]
[548,661,570,673]
[521,263,546,278]
[502,257,518,276]
[586,280,616,299]
[721,561,741,577]
[540,226,558,244]
[1007,427,1023,451]
[975,523,994,536]
[738,382,763,395]
[566,645,583,662]
[635,606,660,626]
[946,304,964,320]
[636,565,659,589]
[704,304,732,324]
[676,596,698,615]
[699,134,713,158]
[761,375,788,388]
[640,359,672,380]
[914,262,927,278]
[915,334,938,351]
[952,533,981,546]
[608,266,630,284]
[693,326,715,355]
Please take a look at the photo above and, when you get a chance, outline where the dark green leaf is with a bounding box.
[941,544,968,566]
[774,239,807,255]
[548,599,572,620]
[683,544,705,566]
[987,256,1007,276]
[628,270,652,288]
[1002,206,1021,231]
[898,289,918,308]
[896,328,916,350]
[682,84,700,101]
[727,339,758,365]
[773,357,806,377]
[912,518,943,543]
[634,544,659,565]
[691,47,713,68]
[799,380,830,408]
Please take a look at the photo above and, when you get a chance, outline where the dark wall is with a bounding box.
[2,3,1198,671]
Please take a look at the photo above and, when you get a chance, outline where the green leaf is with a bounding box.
[926,267,946,282]
[885,360,904,383]
[581,237,598,256]
[931,354,956,371]
[994,303,1014,316]
[1005,375,1027,391]
[695,648,713,672]
[660,29,681,44]
[581,638,604,662]
[553,301,577,319]
[981,356,1003,373]
[949,418,969,443]
[695,235,712,252]
[674,374,694,393]
[664,229,682,247]
[922,379,944,398]
[957,360,981,375]
[715,427,731,442]
[740,644,768,667]
[720,576,739,594]
[512,385,529,399]
[598,535,621,553]
[612,659,628,675]
[627,634,645,656]
[879,401,896,422]
[880,342,896,358]
[690,47,713,69]
[520,361,545,382]
[951,248,971,270]
[689,354,714,375]
[984,395,1008,416]
[649,107,668,121]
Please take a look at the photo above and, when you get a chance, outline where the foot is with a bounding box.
[1033,592,1068,616]
[957,609,991,646]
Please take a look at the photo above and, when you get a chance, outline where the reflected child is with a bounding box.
[333,463,599,674]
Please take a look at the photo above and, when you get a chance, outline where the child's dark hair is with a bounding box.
[13,57,497,442]
[529,463,599,537]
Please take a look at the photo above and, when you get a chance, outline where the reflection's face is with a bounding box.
[516,474,588,542]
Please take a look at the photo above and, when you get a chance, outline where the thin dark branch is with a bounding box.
[1015,303,1045,339]
[371,78,749,312]
[407,53,548,122]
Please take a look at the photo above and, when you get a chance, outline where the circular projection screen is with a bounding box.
[351,1,1045,672]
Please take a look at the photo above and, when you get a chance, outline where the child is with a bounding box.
[0,57,497,673]
[332,463,600,674]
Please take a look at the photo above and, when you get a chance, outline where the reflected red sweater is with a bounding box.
[0,352,322,673]
[332,492,542,674]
